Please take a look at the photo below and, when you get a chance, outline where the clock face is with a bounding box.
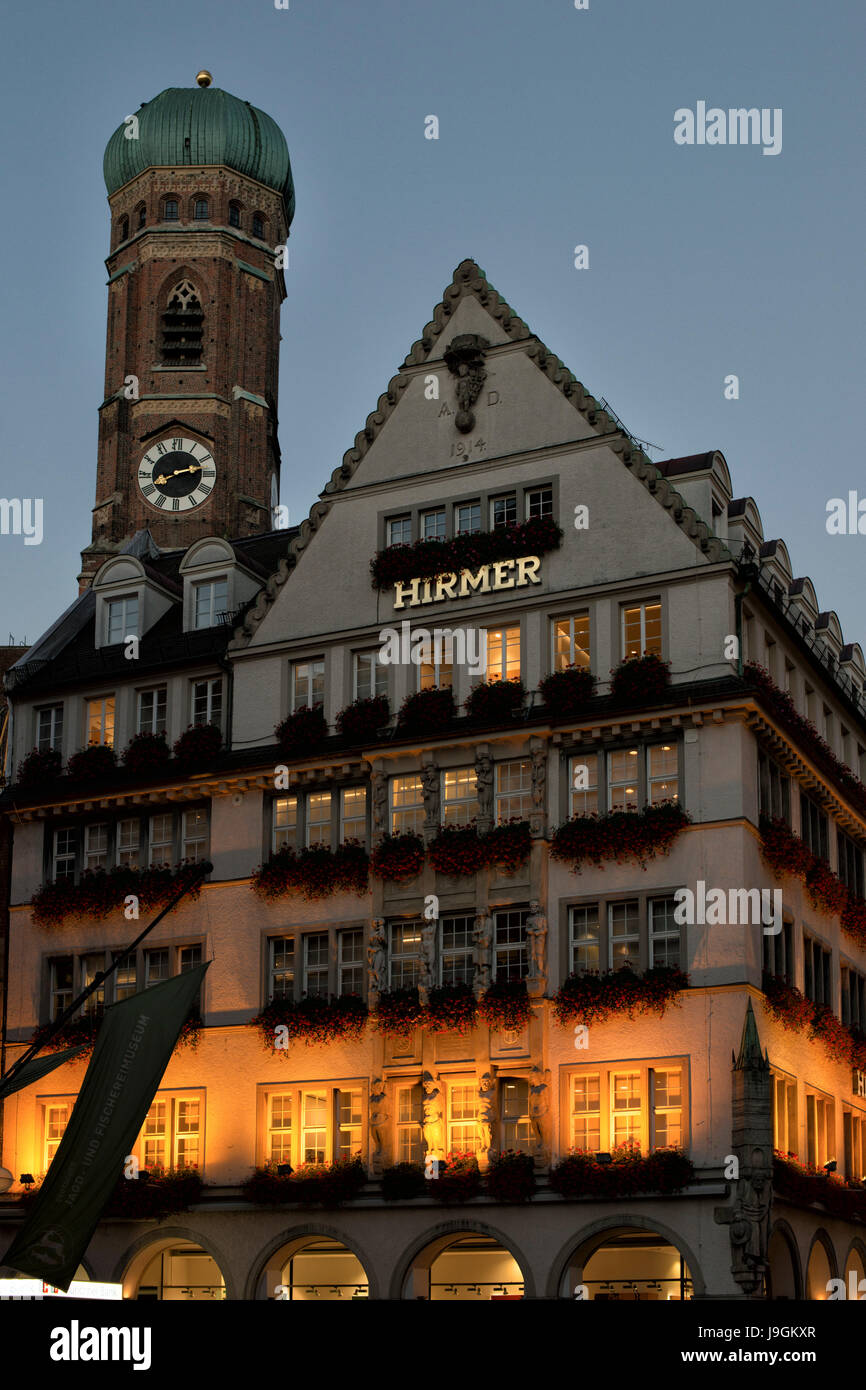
[137,437,216,512]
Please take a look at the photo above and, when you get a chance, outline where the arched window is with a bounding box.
[163,198,179,221]
[252,212,265,239]
[228,202,241,228]
[161,279,204,365]
[119,216,129,243]
[138,204,147,228]
[194,198,209,220]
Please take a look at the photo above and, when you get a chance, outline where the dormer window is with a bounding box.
[163,198,179,221]
[194,198,209,220]
[106,595,139,645]
[193,577,228,629]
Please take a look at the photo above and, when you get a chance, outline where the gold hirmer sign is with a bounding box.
[393,555,542,610]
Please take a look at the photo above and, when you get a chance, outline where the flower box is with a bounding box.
[428,824,486,877]
[429,1152,482,1203]
[66,744,117,782]
[242,1158,367,1207]
[609,653,671,706]
[370,832,425,883]
[482,820,532,875]
[477,979,532,1032]
[425,983,478,1034]
[381,1162,427,1201]
[550,1145,694,1199]
[464,679,525,723]
[370,517,563,589]
[30,862,203,928]
[538,666,596,718]
[486,1150,536,1203]
[375,988,425,1038]
[396,686,456,736]
[121,730,171,777]
[249,994,368,1048]
[553,966,689,1027]
[275,705,328,757]
[172,722,222,768]
[15,747,63,790]
[251,841,369,901]
[760,817,866,949]
[335,695,390,743]
[30,1004,201,1060]
[773,1153,866,1221]
[550,801,690,873]
[103,1166,203,1220]
[762,973,866,1069]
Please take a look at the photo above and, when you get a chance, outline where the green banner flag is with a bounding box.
[0,1048,88,1103]
[1,964,208,1291]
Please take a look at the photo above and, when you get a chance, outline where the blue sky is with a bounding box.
[1,0,863,645]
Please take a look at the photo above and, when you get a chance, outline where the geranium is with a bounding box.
[486,1150,536,1203]
[464,679,525,723]
[773,1153,866,1221]
[370,517,563,589]
[381,1162,427,1201]
[275,705,328,757]
[538,666,596,718]
[103,1167,203,1220]
[172,722,222,767]
[425,984,477,1034]
[429,1152,482,1204]
[609,653,671,706]
[249,994,368,1049]
[30,1004,201,1060]
[553,966,689,1027]
[397,686,456,735]
[335,695,390,743]
[251,841,369,901]
[477,979,532,1032]
[762,973,866,1069]
[243,1158,366,1207]
[66,744,117,782]
[15,747,62,790]
[428,823,486,877]
[121,730,171,777]
[374,987,425,1038]
[550,801,690,873]
[550,1145,694,1199]
[370,832,425,883]
[760,817,866,949]
[30,861,203,928]
[482,819,531,874]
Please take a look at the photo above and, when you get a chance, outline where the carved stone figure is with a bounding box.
[420,762,440,826]
[369,1078,389,1174]
[529,1066,551,1152]
[366,922,388,999]
[530,747,546,812]
[477,1072,497,1156]
[370,771,388,837]
[419,919,437,1006]
[719,1148,772,1293]
[444,333,490,433]
[526,901,548,985]
[421,1071,445,1156]
[474,753,493,822]
[472,913,493,1000]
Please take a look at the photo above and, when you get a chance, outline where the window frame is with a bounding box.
[562,1058,690,1155]
[257,1083,367,1168]
[563,888,684,981]
[621,599,663,660]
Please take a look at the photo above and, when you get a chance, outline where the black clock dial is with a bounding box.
[151,451,203,497]
[138,437,217,512]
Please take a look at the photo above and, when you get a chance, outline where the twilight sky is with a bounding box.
[0,0,863,646]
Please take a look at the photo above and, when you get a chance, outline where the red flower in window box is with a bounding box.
[429,1152,482,1204]
[335,695,390,744]
[538,666,596,718]
[609,653,671,706]
[370,517,563,589]
[550,1146,694,1200]
[762,973,866,1070]
[15,747,62,790]
[396,686,456,736]
[486,1150,537,1203]
[464,679,525,724]
[66,744,118,783]
[30,1003,201,1060]
[760,817,866,950]
[251,841,369,901]
[121,730,171,777]
[275,705,328,757]
[243,1158,366,1208]
[428,823,486,877]
[172,722,222,768]
[553,966,689,1027]
[482,819,532,874]
[374,987,425,1038]
[370,832,425,883]
[103,1167,203,1220]
[249,994,368,1049]
[550,802,690,873]
[425,983,478,1034]
[477,979,533,1032]
[773,1153,866,1220]
[30,861,202,928]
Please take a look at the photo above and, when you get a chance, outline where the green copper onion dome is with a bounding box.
[103,80,295,224]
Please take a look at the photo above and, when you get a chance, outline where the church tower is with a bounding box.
[79,72,295,587]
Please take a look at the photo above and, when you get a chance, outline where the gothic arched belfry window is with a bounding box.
[161,279,204,365]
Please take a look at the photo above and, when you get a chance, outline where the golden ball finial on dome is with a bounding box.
[196,70,213,88]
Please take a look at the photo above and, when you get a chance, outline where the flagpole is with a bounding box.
[0,859,213,1089]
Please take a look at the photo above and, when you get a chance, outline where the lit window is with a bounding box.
[569,754,598,817]
[571,1073,600,1151]
[449,1083,480,1153]
[194,198,208,220]
[138,1094,202,1170]
[149,813,174,866]
[302,1090,327,1163]
[421,508,446,540]
[193,578,228,630]
[37,705,63,753]
[418,633,452,690]
[86,696,115,748]
[651,1069,683,1148]
[441,767,479,826]
[843,1108,866,1182]
[622,602,662,660]
[569,905,600,974]
[143,1099,168,1167]
[353,650,387,701]
[303,933,330,997]
[493,908,528,982]
[338,929,364,996]
[500,1079,533,1153]
[806,1089,835,1168]
[116,818,141,868]
[526,486,553,520]
[608,901,640,970]
[455,501,481,535]
[79,952,105,1016]
[490,494,517,529]
[191,677,222,727]
[649,898,680,968]
[440,915,474,986]
[175,1099,201,1167]
[552,613,590,671]
[483,625,520,682]
[163,199,179,221]
[49,956,74,1019]
[387,516,412,546]
[291,658,324,712]
[337,1089,363,1159]
[182,808,209,862]
[84,823,109,871]
[268,1094,292,1164]
[112,952,137,1001]
[306,792,331,848]
[269,938,295,1001]
[397,1085,423,1162]
[647,744,678,804]
[389,920,422,989]
[138,686,167,735]
[340,787,366,842]
[391,774,424,835]
[607,748,639,811]
[44,1102,70,1168]
[495,759,530,823]
[611,1071,642,1148]
[272,797,297,853]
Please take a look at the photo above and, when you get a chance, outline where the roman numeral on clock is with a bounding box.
[142,484,156,497]
[172,499,180,510]
[198,483,213,496]
[138,469,150,478]
[155,495,167,507]
[201,468,215,478]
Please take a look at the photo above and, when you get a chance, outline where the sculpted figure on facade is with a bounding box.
[529,1065,551,1156]
[419,919,437,1007]
[530,745,547,829]
[474,752,493,825]
[477,1071,497,1157]
[720,1147,772,1294]
[420,761,440,829]
[369,1077,389,1175]
[370,771,388,838]
[526,901,548,990]
[366,921,388,1000]
[472,913,493,1000]
[421,1071,445,1157]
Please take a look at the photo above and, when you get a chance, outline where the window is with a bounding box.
[267,1094,292,1164]
[119,216,129,243]
[43,1102,70,1169]
[340,787,366,842]
[843,1108,866,1182]
[161,279,203,365]
[337,1089,363,1159]
[569,905,600,974]
[552,613,590,672]
[37,705,63,753]
[302,1090,327,1162]
[493,908,529,982]
[163,198,179,221]
[495,759,531,823]
[82,604,125,696]
[649,898,681,968]
[194,198,208,220]
[526,486,553,520]
[455,501,481,535]
[193,578,228,629]
[805,1088,835,1168]
[387,515,412,546]
[771,1069,797,1157]
[52,828,76,879]
[338,929,364,995]
[568,1062,687,1154]
[252,212,265,239]
[229,202,241,228]
[192,677,222,727]
[389,920,423,989]
[442,767,479,826]
[49,956,74,1019]
[647,743,678,804]
[306,792,331,848]
[440,915,474,986]
[145,948,169,986]
[569,754,598,817]
[800,793,828,859]
[139,1093,202,1170]
[303,933,330,997]
[421,508,446,541]
[116,818,141,867]
[418,634,452,690]
[268,938,295,1001]
[841,964,866,1032]
[86,696,115,747]
[483,625,520,682]
[449,1083,480,1153]
[149,812,174,866]
[490,494,517,529]
[182,808,209,861]
[762,917,793,983]
[272,796,297,853]
[137,686,167,735]
[353,650,388,701]
[113,952,137,1001]
[291,658,324,712]
[609,901,640,970]
[84,823,108,871]
[803,934,831,1007]
[758,750,790,823]
[622,601,662,659]
[261,1085,366,1168]
[391,774,424,835]
[607,747,639,811]
[137,204,146,228]
[397,1085,423,1162]
[838,831,864,898]
[500,1078,533,1153]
